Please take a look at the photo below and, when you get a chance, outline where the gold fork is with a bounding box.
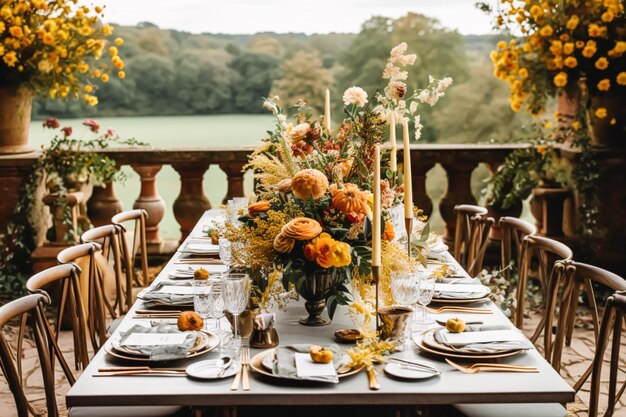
[241,347,250,391]
[445,358,538,374]
[426,306,492,314]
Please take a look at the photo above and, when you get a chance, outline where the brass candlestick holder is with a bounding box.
[373,265,380,330]
[405,217,413,258]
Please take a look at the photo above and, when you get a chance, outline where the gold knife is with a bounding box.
[367,368,380,390]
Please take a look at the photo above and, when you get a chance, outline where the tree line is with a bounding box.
[33,14,531,143]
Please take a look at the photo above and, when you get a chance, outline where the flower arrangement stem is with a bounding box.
[372,265,381,331]
[405,217,413,258]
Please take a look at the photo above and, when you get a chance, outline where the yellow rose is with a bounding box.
[595,57,609,70]
[3,51,18,67]
[597,79,610,91]
[595,108,608,119]
[588,24,606,38]
[566,15,579,30]
[115,37,124,45]
[539,25,553,37]
[610,118,616,126]
[497,40,507,50]
[576,41,584,49]
[101,74,110,82]
[518,68,529,79]
[550,40,562,56]
[118,71,125,79]
[583,45,597,58]
[571,121,581,131]
[563,43,574,55]
[84,85,93,93]
[529,5,543,18]
[553,72,568,88]
[522,42,532,53]
[88,96,98,106]
[615,42,626,54]
[602,10,614,22]
[617,72,626,86]
[109,46,118,57]
[564,56,578,68]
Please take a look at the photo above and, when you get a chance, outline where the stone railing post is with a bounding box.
[87,181,123,227]
[219,161,247,204]
[438,161,478,243]
[131,164,165,251]
[172,162,211,241]
[408,153,435,217]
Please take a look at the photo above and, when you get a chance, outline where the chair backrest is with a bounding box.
[81,224,131,315]
[589,292,626,417]
[112,209,149,287]
[57,242,113,351]
[453,204,494,276]
[26,264,91,371]
[547,261,626,391]
[515,235,573,341]
[499,216,536,280]
[0,292,79,417]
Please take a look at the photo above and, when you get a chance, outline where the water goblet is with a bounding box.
[414,275,436,330]
[193,280,214,331]
[390,271,421,347]
[221,273,249,348]
[210,283,225,336]
[219,237,232,269]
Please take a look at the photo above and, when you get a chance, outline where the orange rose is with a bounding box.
[331,183,370,215]
[329,241,351,267]
[281,217,323,240]
[383,220,395,241]
[248,200,270,216]
[291,169,329,200]
[304,243,317,261]
[275,179,293,193]
[311,233,352,268]
[273,233,295,253]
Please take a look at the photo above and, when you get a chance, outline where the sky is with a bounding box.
[100,0,497,35]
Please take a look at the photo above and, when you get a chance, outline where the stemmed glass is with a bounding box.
[221,273,249,348]
[210,283,225,336]
[414,275,436,330]
[219,237,232,269]
[390,271,421,344]
[193,280,214,331]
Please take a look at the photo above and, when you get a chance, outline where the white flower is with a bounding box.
[390,42,408,60]
[342,86,368,107]
[382,63,408,80]
[409,101,418,114]
[396,53,417,66]
[277,114,287,129]
[437,77,453,92]
[286,122,310,143]
[386,80,407,100]
[414,115,423,141]
[263,99,277,113]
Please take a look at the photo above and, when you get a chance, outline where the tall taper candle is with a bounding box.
[372,145,381,267]
[403,119,413,218]
[390,113,397,172]
[324,88,331,132]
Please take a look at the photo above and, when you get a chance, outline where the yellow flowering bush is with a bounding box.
[484,0,625,122]
[0,0,124,105]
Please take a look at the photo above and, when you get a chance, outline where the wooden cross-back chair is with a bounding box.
[545,262,626,396]
[499,216,536,280]
[111,209,150,288]
[515,235,573,343]
[25,264,90,371]
[453,204,495,277]
[81,225,130,315]
[0,292,74,417]
[57,242,113,352]
[0,291,192,417]
[589,292,626,417]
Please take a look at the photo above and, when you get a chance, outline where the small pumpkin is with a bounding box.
[309,345,333,364]
[331,183,370,215]
[446,317,465,333]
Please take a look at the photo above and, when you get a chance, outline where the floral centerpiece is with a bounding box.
[0,1,125,153]
[224,43,452,326]
[481,0,625,146]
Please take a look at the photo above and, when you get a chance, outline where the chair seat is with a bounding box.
[454,403,566,417]
[69,405,190,417]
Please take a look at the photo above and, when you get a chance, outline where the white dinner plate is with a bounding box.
[186,360,241,379]
[384,362,440,380]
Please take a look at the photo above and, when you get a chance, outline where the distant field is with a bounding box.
[29,114,503,238]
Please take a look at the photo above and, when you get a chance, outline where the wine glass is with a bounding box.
[219,237,232,269]
[415,275,436,330]
[210,282,225,336]
[390,271,421,346]
[193,280,214,331]
[221,273,249,348]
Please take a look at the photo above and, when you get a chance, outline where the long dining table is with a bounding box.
[66,210,575,412]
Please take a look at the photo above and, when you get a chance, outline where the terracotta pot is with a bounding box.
[0,85,35,155]
[87,182,123,227]
[588,93,626,148]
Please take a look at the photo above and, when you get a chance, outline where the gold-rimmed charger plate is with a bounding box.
[250,349,363,380]
[105,331,219,362]
[412,332,523,360]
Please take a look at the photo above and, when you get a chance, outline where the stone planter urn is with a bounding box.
[0,86,34,155]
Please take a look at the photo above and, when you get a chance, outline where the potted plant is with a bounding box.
[0,1,125,154]
[480,0,625,147]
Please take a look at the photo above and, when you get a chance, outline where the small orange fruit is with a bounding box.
[177,311,204,331]
[309,345,333,364]
[446,317,465,333]
[193,268,209,280]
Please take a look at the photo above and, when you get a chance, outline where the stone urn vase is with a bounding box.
[297,269,334,327]
[0,85,34,155]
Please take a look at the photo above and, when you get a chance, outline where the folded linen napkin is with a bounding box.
[431,325,533,353]
[270,344,340,383]
[433,283,491,300]
[138,281,194,307]
[116,324,198,360]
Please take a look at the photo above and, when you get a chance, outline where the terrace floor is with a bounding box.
[1,310,624,417]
